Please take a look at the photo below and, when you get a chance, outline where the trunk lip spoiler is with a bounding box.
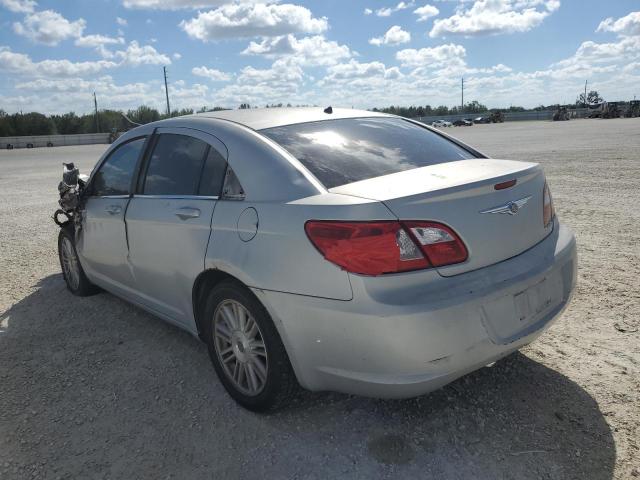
[328,160,542,203]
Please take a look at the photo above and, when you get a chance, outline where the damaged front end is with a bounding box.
[53,163,88,232]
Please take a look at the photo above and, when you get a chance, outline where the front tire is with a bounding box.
[203,280,298,412]
[58,228,98,296]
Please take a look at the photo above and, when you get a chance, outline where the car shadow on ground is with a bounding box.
[0,274,615,479]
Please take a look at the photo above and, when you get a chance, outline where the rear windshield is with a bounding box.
[261,117,476,188]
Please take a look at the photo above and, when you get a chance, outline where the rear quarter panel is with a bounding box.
[205,194,396,301]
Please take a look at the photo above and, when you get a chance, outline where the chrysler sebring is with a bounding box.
[56,107,577,411]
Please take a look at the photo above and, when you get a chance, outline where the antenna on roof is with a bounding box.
[323,106,333,114]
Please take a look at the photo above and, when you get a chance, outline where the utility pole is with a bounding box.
[93,92,100,133]
[584,80,588,107]
[461,77,464,113]
[163,66,171,117]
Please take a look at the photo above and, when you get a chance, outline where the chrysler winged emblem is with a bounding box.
[480,196,532,216]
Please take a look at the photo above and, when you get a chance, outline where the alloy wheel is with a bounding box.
[213,299,268,396]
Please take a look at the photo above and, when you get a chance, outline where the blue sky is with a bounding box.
[1,0,639,114]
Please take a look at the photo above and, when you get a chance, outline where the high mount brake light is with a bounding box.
[304,220,467,276]
[543,181,555,228]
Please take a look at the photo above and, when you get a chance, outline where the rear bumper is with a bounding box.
[253,220,577,398]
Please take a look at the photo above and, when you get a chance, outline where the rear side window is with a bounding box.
[261,117,476,188]
[199,147,227,196]
[92,137,145,196]
[143,134,209,196]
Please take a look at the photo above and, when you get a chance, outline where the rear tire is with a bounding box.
[58,227,99,296]
[203,280,298,412]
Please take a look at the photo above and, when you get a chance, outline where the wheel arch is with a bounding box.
[192,269,240,341]
[191,268,304,388]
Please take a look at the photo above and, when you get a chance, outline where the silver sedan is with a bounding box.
[57,107,577,411]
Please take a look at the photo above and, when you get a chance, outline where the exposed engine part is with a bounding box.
[53,162,86,231]
[53,209,72,227]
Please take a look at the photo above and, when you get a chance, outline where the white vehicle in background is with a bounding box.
[432,120,452,128]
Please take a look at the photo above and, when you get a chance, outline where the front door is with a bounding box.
[78,137,146,292]
[125,128,228,325]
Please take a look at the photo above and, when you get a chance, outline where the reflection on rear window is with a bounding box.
[261,117,475,188]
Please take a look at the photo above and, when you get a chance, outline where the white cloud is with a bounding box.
[116,16,128,26]
[370,1,415,17]
[6,74,210,114]
[414,4,439,22]
[369,25,411,46]
[550,35,640,74]
[115,41,171,65]
[75,34,125,59]
[75,35,124,48]
[396,43,466,67]
[0,46,117,77]
[323,59,403,83]
[212,57,306,105]
[3,6,640,114]
[430,0,560,37]
[123,0,260,9]
[16,77,100,92]
[173,52,182,59]
[192,66,231,81]
[13,10,86,46]
[0,0,36,13]
[597,11,640,37]
[242,34,352,66]
[180,3,328,41]
[237,57,304,87]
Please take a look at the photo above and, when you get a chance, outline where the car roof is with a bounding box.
[191,106,392,131]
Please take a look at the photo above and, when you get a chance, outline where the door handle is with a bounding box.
[175,207,201,220]
[105,205,122,215]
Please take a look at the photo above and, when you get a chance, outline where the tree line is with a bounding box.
[0,91,605,137]
[0,106,200,137]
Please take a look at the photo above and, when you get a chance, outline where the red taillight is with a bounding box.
[543,181,555,228]
[305,220,467,276]
[403,221,468,267]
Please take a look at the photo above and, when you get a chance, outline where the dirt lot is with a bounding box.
[1,118,638,479]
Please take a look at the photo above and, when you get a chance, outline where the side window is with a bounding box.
[143,134,208,196]
[222,167,245,199]
[92,137,145,196]
[198,147,227,196]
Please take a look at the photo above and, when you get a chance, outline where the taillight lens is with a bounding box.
[404,221,469,267]
[543,181,555,228]
[305,220,467,276]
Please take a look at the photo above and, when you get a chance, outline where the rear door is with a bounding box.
[125,128,228,324]
[78,137,146,291]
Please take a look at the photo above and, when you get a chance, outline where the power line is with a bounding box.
[163,66,171,117]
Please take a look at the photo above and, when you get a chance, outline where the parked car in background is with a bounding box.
[431,119,452,127]
[453,119,473,126]
[474,116,491,124]
[56,107,577,412]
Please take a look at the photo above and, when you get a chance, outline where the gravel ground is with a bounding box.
[1,118,638,480]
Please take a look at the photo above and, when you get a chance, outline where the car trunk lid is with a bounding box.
[329,159,551,276]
